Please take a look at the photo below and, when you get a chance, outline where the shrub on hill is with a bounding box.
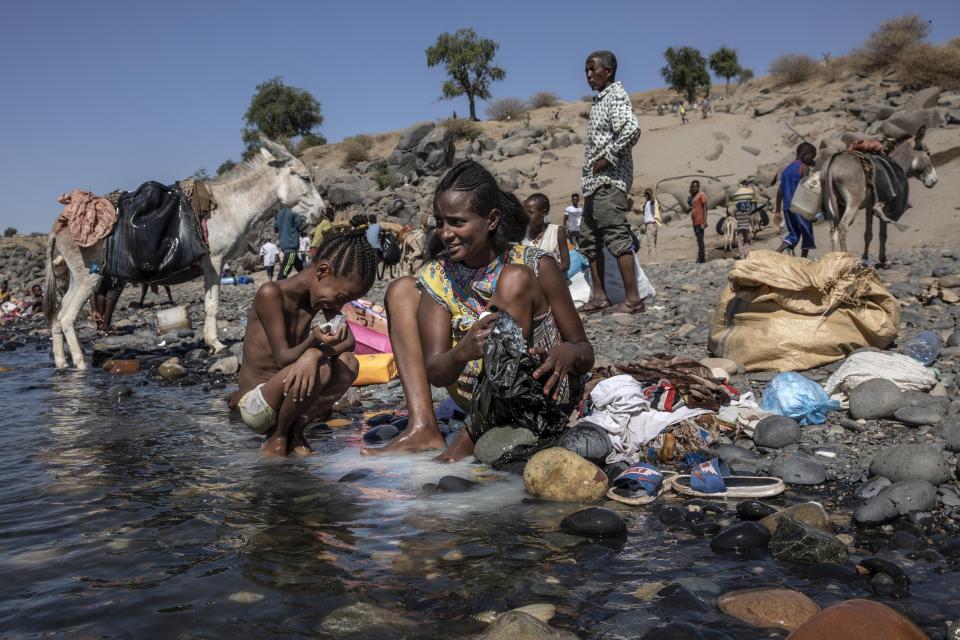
[341,134,374,167]
[528,91,560,109]
[895,43,960,90]
[485,97,527,121]
[441,117,482,140]
[853,14,930,73]
[769,54,818,84]
[4,228,17,238]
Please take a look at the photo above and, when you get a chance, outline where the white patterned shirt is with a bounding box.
[582,81,641,196]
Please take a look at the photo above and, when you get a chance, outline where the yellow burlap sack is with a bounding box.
[708,251,900,372]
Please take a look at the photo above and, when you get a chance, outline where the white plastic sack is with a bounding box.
[824,351,937,398]
[568,248,656,305]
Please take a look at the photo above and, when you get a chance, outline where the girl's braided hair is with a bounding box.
[432,160,529,255]
[313,227,378,293]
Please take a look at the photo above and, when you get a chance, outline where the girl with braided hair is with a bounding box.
[234,227,379,457]
[367,160,594,462]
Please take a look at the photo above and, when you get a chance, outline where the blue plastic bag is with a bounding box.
[566,250,588,279]
[760,372,839,426]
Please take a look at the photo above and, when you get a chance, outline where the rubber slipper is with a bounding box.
[607,465,678,506]
[670,475,785,498]
[577,300,611,314]
[602,301,646,315]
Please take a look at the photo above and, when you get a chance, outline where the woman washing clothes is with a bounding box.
[366,160,594,461]
[522,193,570,274]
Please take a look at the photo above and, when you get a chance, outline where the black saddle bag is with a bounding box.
[104,181,208,284]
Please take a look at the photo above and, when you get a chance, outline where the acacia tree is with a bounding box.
[426,28,506,121]
[241,77,324,153]
[709,46,742,95]
[661,46,711,104]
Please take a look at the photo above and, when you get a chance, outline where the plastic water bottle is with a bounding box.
[89,263,99,274]
[902,330,941,367]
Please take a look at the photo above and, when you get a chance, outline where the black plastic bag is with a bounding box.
[468,311,572,465]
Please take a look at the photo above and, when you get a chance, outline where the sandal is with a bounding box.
[603,301,646,315]
[577,299,611,314]
[606,464,679,506]
[671,460,784,498]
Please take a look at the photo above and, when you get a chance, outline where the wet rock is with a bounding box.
[158,357,185,380]
[474,427,538,465]
[761,502,831,535]
[108,384,133,400]
[560,507,626,538]
[690,521,722,536]
[711,444,757,464]
[942,416,960,452]
[869,443,951,484]
[208,355,240,375]
[803,563,859,582]
[363,424,400,444]
[736,500,778,520]
[787,599,927,640]
[710,521,771,552]
[716,587,819,631]
[437,475,477,493]
[557,424,612,465]
[106,359,140,374]
[768,515,848,564]
[523,448,608,502]
[848,378,905,419]
[857,556,911,597]
[477,610,578,640]
[319,601,415,637]
[753,415,801,448]
[338,468,373,482]
[771,453,826,485]
[894,405,943,427]
[855,476,892,499]
[854,480,937,524]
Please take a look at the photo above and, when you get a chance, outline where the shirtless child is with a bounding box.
[236,228,378,457]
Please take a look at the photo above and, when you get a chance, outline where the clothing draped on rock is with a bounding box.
[587,354,734,412]
[468,312,581,465]
[578,374,712,464]
[54,190,117,247]
[417,244,545,406]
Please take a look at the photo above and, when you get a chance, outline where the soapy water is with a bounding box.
[0,347,957,638]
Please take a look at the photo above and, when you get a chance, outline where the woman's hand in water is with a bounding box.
[283,350,322,403]
[453,313,497,362]
[530,342,582,400]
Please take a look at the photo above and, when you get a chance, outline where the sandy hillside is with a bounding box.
[305,73,960,265]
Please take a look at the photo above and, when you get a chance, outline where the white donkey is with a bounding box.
[43,137,323,369]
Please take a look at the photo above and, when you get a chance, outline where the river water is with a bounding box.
[1,346,957,639]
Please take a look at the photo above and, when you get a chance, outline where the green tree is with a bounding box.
[190,167,210,181]
[709,46,742,95]
[242,77,323,152]
[216,160,237,176]
[426,28,506,121]
[660,46,711,104]
[3,227,17,238]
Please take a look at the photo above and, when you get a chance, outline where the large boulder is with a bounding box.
[477,610,578,640]
[474,427,538,465]
[906,86,942,111]
[853,479,938,524]
[787,599,928,640]
[869,443,952,484]
[396,121,436,152]
[497,137,535,158]
[523,448,608,502]
[415,127,455,176]
[505,126,545,140]
[768,515,848,565]
[848,378,905,420]
[326,179,376,207]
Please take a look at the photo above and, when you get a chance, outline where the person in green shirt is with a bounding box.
[309,207,336,259]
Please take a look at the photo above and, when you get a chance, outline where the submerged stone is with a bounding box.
[768,515,848,565]
[716,587,819,631]
[788,599,927,640]
[560,506,627,538]
[710,521,770,552]
[736,500,778,521]
[437,475,477,493]
[523,448,608,502]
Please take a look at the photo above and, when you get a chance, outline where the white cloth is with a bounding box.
[298,236,311,253]
[643,201,656,224]
[824,351,937,406]
[565,205,583,232]
[259,242,280,267]
[579,375,713,464]
[523,224,561,262]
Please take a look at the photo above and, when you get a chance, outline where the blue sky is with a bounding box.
[1,0,957,232]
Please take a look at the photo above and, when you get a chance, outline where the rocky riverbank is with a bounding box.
[3,245,960,637]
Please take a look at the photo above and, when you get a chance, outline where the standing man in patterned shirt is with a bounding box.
[579,50,644,314]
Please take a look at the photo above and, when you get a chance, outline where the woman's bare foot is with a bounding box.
[362,424,446,455]
[262,435,288,458]
[290,432,313,457]
[433,429,475,463]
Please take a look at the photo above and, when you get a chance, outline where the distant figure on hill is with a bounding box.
[578,50,644,315]
[260,240,280,281]
[275,206,305,280]
[564,193,583,248]
[728,182,759,259]
[775,142,818,258]
[688,180,708,263]
[641,189,662,260]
